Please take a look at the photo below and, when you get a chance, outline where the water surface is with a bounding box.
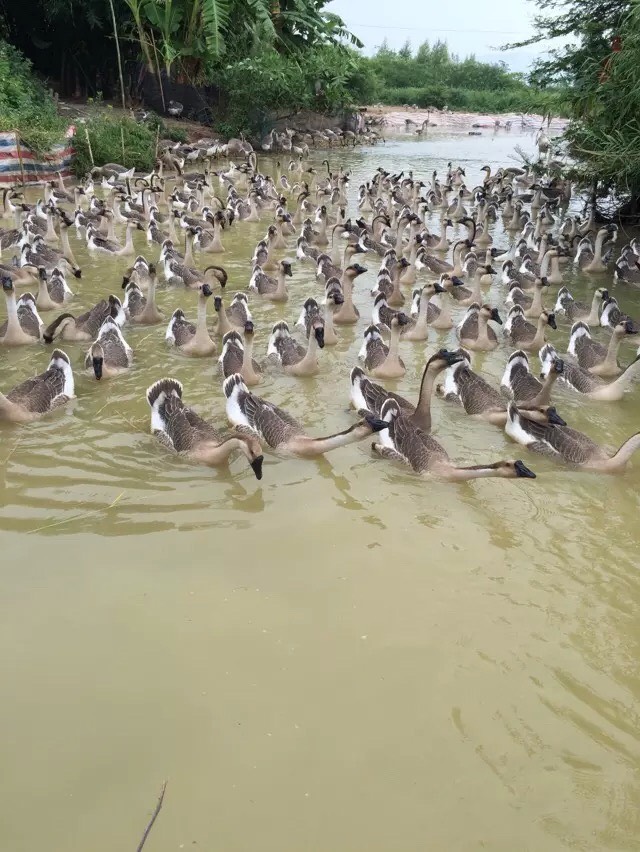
[1,128,640,851]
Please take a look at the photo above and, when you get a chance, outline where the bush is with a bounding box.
[0,40,67,154]
[72,109,156,177]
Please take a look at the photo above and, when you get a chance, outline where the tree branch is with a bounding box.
[136,780,168,852]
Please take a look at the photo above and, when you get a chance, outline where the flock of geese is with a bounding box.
[1,148,640,483]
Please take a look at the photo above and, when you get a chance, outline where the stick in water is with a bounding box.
[136,780,168,852]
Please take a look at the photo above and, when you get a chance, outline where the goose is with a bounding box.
[267,319,325,377]
[540,343,640,401]
[350,348,465,432]
[440,351,563,425]
[457,303,502,351]
[576,225,616,272]
[214,292,252,336]
[401,281,447,339]
[372,258,410,306]
[146,378,264,477]
[35,267,73,311]
[163,250,227,291]
[568,320,635,377]
[22,234,82,279]
[504,306,556,350]
[501,350,565,402]
[505,277,549,318]
[554,286,607,324]
[372,399,536,481]
[122,263,163,324]
[42,295,125,343]
[249,259,291,301]
[316,240,367,283]
[87,220,138,256]
[0,349,75,423]
[505,402,640,472]
[614,258,640,285]
[84,318,133,379]
[224,373,387,458]
[333,263,368,325]
[600,296,640,332]
[447,265,494,307]
[359,314,409,379]
[0,278,44,345]
[219,323,262,386]
[165,284,215,356]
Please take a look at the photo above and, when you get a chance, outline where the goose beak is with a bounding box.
[364,415,389,433]
[433,282,445,294]
[514,460,536,478]
[451,276,464,287]
[92,356,103,380]
[547,407,566,426]
[547,313,557,330]
[444,350,465,366]
[250,455,264,480]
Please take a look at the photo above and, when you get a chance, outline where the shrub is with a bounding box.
[72,109,156,177]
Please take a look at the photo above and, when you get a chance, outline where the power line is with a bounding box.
[345,23,532,35]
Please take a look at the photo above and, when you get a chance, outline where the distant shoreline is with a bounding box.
[363,105,568,134]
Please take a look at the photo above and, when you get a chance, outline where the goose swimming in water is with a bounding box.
[219,323,262,385]
[457,303,502,351]
[0,349,74,423]
[223,373,388,458]
[35,267,73,311]
[501,349,564,402]
[504,305,556,350]
[84,318,133,379]
[568,320,635,377]
[165,284,215,356]
[539,343,640,401]
[249,259,292,301]
[359,314,409,378]
[267,318,325,377]
[214,292,252,337]
[42,295,125,343]
[505,402,640,472]
[122,263,163,324]
[371,398,537,481]
[146,378,264,477]
[350,349,465,432]
[0,278,44,345]
[600,296,640,332]
[554,286,607,324]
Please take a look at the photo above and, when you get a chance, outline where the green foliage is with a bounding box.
[215,45,375,137]
[517,0,640,218]
[72,108,156,176]
[366,39,565,116]
[0,40,67,154]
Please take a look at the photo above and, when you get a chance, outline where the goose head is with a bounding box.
[89,342,105,380]
[540,310,557,330]
[236,433,264,480]
[481,304,502,325]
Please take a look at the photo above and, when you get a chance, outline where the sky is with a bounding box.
[327,0,555,73]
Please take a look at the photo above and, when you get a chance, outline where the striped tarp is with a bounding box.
[0,126,75,185]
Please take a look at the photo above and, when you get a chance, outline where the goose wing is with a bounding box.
[221,340,244,376]
[519,418,603,464]
[227,300,250,326]
[241,392,304,448]
[253,270,277,294]
[458,309,479,341]
[561,361,603,393]
[273,335,306,367]
[573,334,606,369]
[78,300,111,336]
[506,361,543,401]
[6,366,69,412]
[171,314,196,346]
[124,286,146,318]
[363,338,389,370]
[157,393,208,452]
[390,415,449,473]
[508,313,535,343]
[457,366,504,414]
[352,370,412,417]
[99,327,131,367]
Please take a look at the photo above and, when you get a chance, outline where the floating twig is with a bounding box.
[136,780,168,852]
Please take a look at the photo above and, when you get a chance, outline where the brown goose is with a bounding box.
[505,402,640,472]
[568,320,635,377]
[219,323,262,386]
[84,318,133,379]
[35,267,73,311]
[0,349,75,423]
[165,284,215,356]
[539,343,640,401]
[504,306,556,350]
[267,319,325,377]
[554,287,607,324]
[457,303,502,351]
[214,292,252,337]
[147,378,264,477]
[372,399,536,481]
[0,279,44,345]
[500,350,564,402]
[249,259,291,301]
[42,295,125,343]
[350,349,465,432]
[223,373,388,458]
[359,314,409,378]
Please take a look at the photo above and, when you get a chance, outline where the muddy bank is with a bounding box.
[364,105,568,134]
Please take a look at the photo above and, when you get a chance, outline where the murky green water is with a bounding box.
[1,129,640,851]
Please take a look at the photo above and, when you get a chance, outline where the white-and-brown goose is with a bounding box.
[84,318,133,379]
[0,349,74,423]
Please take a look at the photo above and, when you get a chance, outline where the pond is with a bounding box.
[1,127,639,851]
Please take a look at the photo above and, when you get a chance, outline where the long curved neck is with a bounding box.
[324,302,336,337]
[593,230,606,263]
[443,465,507,481]
[60,227,78,268]
[242,335,255,373]
[382,323,401,368]
[202,437,245,464]
[476,312,491,344]
[609,432,640,467]
[4,290,19,330]
[414,293,430,332]
[194,296,210,344]
[123,224,135,253]
[529,369,558,406]
[297,329,319,369]
[539,250,552,278]
[184,233,195,267]
[299,424,365,454]
[530,285,544,315]
[411,365,439,430]
[274,269,287,299]
[587,293,602,324]
[531,315,547,348]
[604,330,624,368]
[610,358,640,393]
